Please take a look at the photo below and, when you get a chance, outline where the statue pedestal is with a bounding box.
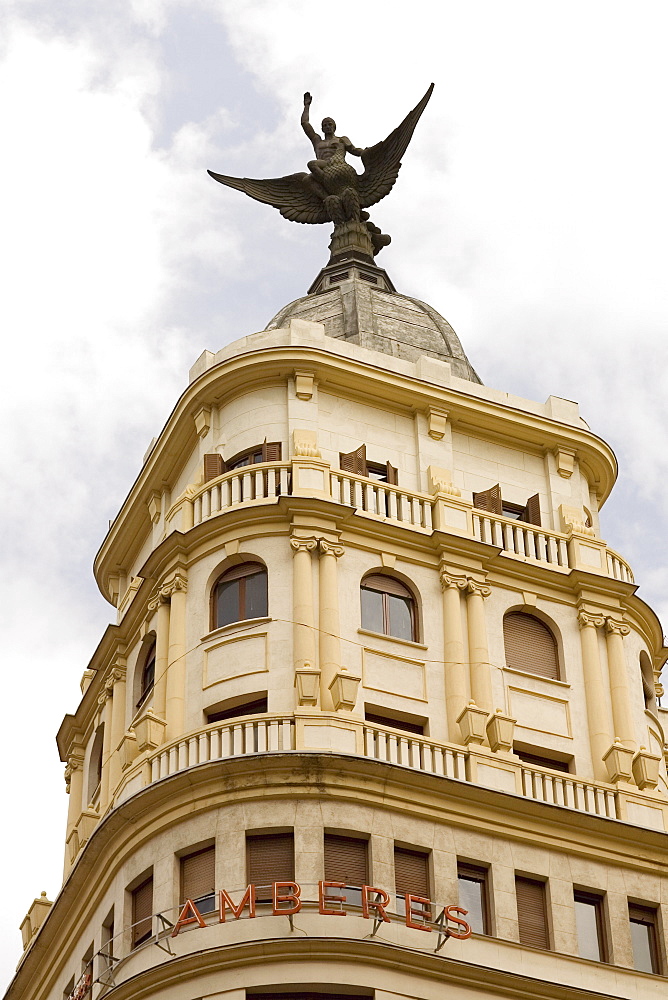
[329,220,375,262]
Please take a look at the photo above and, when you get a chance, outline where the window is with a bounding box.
[458,863,489,934]
[181,846,216,914]
[212,562,268,629]
[340,443,397,484]
[365,707,424,735]
[629,903,661,974]
[395,846,430,904]
[360,574,417,642]
[515,875,549,949]
[131,875,153,947]
[207,695,268,724]
[574,891,606,962]
[504,612,559,680]
[87,725,104,804]
[324,834,368,908]
[136,639,156,709]
[101,908,115,973]
[515,749,571,773]
[204,443,282,482]
[246,832,294,902]
[473,484,541,526]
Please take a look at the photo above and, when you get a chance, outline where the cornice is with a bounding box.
[93,340,617,603]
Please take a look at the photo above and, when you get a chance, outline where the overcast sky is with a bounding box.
[2,1,667,989]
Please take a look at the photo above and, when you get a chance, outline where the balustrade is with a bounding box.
[330,471,432,530]
[472,511,569,569]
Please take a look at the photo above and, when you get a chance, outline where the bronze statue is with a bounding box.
[208,84,434,262]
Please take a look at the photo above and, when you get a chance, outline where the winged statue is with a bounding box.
[208,84,434,262]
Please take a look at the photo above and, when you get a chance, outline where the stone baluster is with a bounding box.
[440,571,468,742]
[605,618,635,751]
[577,611,611,782]
[318,539,344,711]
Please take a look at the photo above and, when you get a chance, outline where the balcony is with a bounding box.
[162,460,634,584]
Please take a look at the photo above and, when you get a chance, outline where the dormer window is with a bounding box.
[473,484,541,526]
[340,444,398,484]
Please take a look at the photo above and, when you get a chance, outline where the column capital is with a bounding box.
[439,570,467,592]
[464,578,491,599]
[605,617,630,637]
[318,539,344,558]
[290,536,319,554]
[104,666,127,694]
[577,610,606,630]
[148,572,188,609]
[64,753,85,792]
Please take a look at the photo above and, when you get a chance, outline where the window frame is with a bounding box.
[574,890,607,963]
[360,573,418,643]
[136,639,156,709]
[629,902,662,974]
[457,862,490,935]
[211,562,268,630]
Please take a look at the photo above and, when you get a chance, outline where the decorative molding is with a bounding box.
[464,579,491,599]
[559,503,595,537]
[428,465,461,496]
[554,446,576,479]
[193,405,212,438]
[439,571,467,592]
[147,490,162,524]
[318,540,344,558]
[148,571,188,610]
[292,428,321,457]
[290,536,319,555]
[605,618,630,637]
[294,370,316,401]
[577,610,606,630]
[427,407,448,440]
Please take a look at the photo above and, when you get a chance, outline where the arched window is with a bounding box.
[87,724,104,804]
[212,562,268,629]
[503,612,559,680]
[360,574,417,642]
[136,640,156,709]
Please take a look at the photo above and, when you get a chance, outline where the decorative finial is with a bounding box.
[208,85,434,265]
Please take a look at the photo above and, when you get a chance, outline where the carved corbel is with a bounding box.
[554,447,576,479]
[427,407,449,440]
[294,371,316,401]
[193,405,212,438]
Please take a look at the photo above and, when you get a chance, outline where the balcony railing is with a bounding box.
[176,460,633,584]
[142,716,623,824]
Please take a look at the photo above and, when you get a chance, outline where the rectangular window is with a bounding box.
[629,903,661,974]
[246,832,294,902]
[515,749,571,773]
[131,875,153,947]
[207,695,268,724]
[395,846,430,920]
[324,834,368,908]
[574,891,606,962]
[515,875,549,949]
[181,845,216,914]
[365,709,424,735]
[458,863,489,934]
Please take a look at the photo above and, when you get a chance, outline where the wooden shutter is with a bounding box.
[247,833,294,887]
[180,846,215,903]
[324,835,368,886]
[394,847,429,897]
[472,484,502,514]
[523,493,541,526]
[504,612,559,680]
[385,461,399,485]
[516,876,549,949]
[339,444,367,476]
[131,877,153,946]
[203,453,224,482]
[262,441,282,462]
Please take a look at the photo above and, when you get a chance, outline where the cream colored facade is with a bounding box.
[7,268,668,1000]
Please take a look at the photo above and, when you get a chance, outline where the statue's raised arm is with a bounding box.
[209,84,434,262]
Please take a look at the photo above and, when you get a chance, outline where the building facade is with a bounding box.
[8,259,668,1000]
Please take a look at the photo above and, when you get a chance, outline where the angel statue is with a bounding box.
[208,84,434,262]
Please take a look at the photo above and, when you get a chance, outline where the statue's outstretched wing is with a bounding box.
[207,170,328,225]
[358,83,434,208]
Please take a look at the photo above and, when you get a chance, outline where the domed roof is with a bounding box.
[265,260,482,384]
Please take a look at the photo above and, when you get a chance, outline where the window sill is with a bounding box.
[201,617,272,643]
[357,628,427,651]
[503,666,570,689]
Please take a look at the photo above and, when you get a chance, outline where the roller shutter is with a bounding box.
[180,846,215,903]
[324,835,368,886]
[247,833,294,900]
[131,876,153,947]
[394,847,429,898]
[504,612,559,680]
[516,876,549,949]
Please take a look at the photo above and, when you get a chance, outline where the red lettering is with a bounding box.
[318,880,347,916]
[444,904,472,939]
[219,885,256,922]
[171,898,206,936]
[273,881,302,915]
[405,894,432,932]
[362,885,390,922]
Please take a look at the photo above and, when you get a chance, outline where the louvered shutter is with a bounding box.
[204,453,224,482]
[523,493,541,526]
[339,444,367,476]
[472,484,502,514]
[324,835,368,886]
[394,847,429,898]
[180,846,215,903]
[247,833,294,900]
[504,612,559,680]
[262,441,282,462]
[132,877,153,946]
[385,462,399,485]
[516,876,549,948]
